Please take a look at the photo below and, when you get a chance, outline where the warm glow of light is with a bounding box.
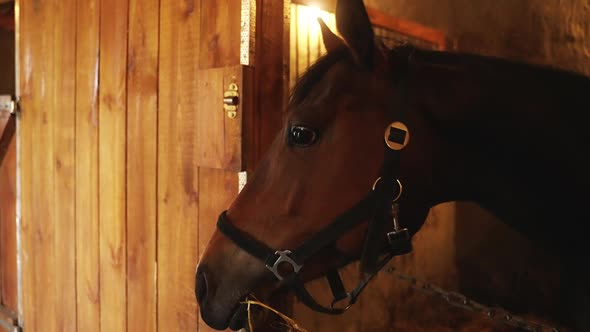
[296,4,336,37]
[308,5,322,20]
[291,3,338,88]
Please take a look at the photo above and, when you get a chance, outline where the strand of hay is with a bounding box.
[242,296,308,332]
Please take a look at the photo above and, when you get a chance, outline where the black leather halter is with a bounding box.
[217,46,414,314]
[217,168,411,314]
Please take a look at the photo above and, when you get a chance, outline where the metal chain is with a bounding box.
[383,265,563,332]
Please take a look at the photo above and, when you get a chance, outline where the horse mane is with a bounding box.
[292,42,590,112]
[391,44,590,263]
[396,43,590,98]
[403,42,589,78]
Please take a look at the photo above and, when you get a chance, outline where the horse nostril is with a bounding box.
[195,268,208,305]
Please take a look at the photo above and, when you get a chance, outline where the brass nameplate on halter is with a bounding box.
[384,122,409,150]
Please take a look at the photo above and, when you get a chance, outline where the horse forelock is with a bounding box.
[288,46,352,108]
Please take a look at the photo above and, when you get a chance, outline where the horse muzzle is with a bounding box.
[196,232,269,330]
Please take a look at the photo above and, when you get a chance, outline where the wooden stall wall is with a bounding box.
[18,0,285,331]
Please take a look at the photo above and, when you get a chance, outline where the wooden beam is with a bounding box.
[365,7,447,49]
[74,0,101,330]
[19,0,77,330]
[0,2,14,31]
[126,0,159,330]
[0,15,13,31]
[157,0,201,330]
[98,0,129,330]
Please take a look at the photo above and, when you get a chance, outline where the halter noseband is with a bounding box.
[216,46,414,315]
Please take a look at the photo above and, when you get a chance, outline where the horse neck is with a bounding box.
[405,50,590,258]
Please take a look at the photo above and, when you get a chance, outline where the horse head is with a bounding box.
[195,0,438,329]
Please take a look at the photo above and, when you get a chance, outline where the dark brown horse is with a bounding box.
[196,0,590,330]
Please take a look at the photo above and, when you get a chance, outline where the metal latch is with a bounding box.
[0,95,18,115]
[0,305,21,332]
[223,83,239,119]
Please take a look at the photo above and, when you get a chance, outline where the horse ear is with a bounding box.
[335,0,375,68]
[318,18,344,53]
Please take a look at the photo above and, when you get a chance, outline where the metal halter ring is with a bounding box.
[372,177,403,202]
[384,121,410,151]
[265,250,303,281]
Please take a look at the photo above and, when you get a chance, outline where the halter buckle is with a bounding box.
[387,203,413,255]
[330,294,353,311]
[266,250,303,281]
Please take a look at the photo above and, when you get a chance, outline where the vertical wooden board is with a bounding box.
[17,1,42,329]
[197,168,238,332]
[249,0,286,172]
[126,0,159,331]
[75,0,101,330]
[52,0,78,329]
[196,66,243,171]
[19,0,77,330]
[289,3,298,91]
[198,0,241,69]
[157,0,200,330]
[99,0,128,330]
[0,136,17,311]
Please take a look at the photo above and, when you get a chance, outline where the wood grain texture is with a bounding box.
[75,0,101,330]
[157,0,201,330]
[19,0,77,330]
[17,1,40,328]
[245,0,287,173]
[0,133,17,312]
[197,168,238,332]
[98,0,129,330]
[51,1,78,330]
[126,0,159,331]
[199,0,241,69]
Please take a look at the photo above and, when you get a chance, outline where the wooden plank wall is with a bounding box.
[157,0,201,330]
[17,0,286,331]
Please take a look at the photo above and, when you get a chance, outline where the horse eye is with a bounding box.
[289,126,317,147]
